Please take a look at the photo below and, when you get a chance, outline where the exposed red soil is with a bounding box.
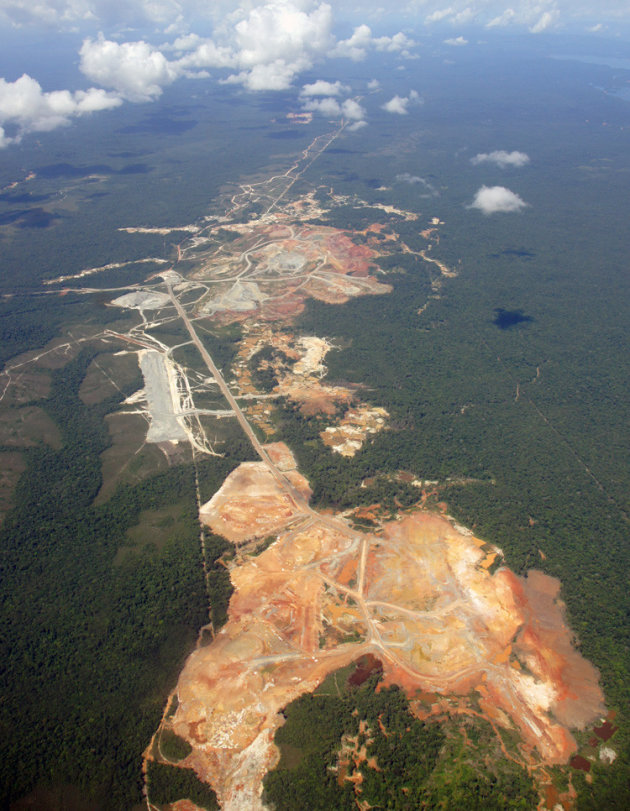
[570,755,591,772]
[170,801,207,811]
[594,721,618,741]
[198,461,311,544]
[194,223,393,325]
[168,449,606,809]
[509,569,605,732]
[348,654,383,687]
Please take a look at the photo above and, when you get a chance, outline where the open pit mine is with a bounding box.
[152,443,605,811]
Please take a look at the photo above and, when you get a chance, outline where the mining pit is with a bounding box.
[163,444,605,810]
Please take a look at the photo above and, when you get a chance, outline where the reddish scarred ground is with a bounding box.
[167,448,606,810]
[194,223,392,325]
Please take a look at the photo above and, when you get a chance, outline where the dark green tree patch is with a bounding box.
[159,728,193,763]
[147,761,219,810]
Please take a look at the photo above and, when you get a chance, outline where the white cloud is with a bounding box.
[382,95,409,114]
[3,1,609,150]
[172,37,235,70]
[78,3,344,96]
[342,98,366,121]
[174,2,413,92]
[80,35,180,101]
[396,173,422,183]
[382,89,422,114]
[2,2,419,146]
[226,60,297,91]
[373,31,415,53]
[425,5,477,25]
[425,7,455,23]
[332,23,414,60]
[416,1,565,32]
[302,94,366,125]
[2,2,630,37]
[530,9,558,33]
[367,79,381,90]
[0,73,121,147]
[471,150,530,168]
[485,3,561,33]
[300,79,349,96]
[469,185,528,214]
[486,8,517,28]
[303,96,342,117]
[229,0,333,84]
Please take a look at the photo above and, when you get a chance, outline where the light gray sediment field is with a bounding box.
[139,350,188,443]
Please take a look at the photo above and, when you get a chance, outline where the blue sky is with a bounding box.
[0,1,628,149]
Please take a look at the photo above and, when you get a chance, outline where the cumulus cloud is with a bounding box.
[227,0,333,88]
[367,79,380,91]
[469,185,528,214]
[382,95,409,114]
[80,35,181,101]
[342,98,366,121]
[175,3,332,91]
[2,1,629,38]
[415,1,563,33]
[382,89,422,114]
[300,79,349,96]
[425,7,456,23]
[426,6,475,25]
[303,95,366,125]
[0,0,197,30]
[303,96,342,117]
[471,150,530,168]
[332,24,414,60]
[0,73,121,147]
[170,36,235,70]
[444,36,468,45]
[530,9,558,33]
[486,8,517,28]
[0,2,419,145]
[486,3,560,32]
[170,3,413,92]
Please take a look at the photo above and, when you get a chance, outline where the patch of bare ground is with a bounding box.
[333,719,379,789]
[164,445,605,809]
[231,326,387,450]
[169,801,207,811]
[198,460,311,545]
[192,222,392,326]
[321,405,388,457]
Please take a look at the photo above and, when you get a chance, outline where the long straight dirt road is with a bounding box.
[166,284,310,509]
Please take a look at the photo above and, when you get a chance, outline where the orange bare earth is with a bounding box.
[168,446,605,809]
[192,222,392,325]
